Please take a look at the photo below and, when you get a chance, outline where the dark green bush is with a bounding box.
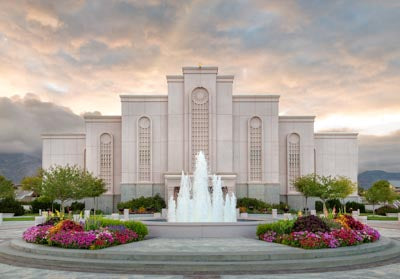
[315,201,323,212]
[326,199,342,211]
[31,197,61,213]
[256,219,295,236]
[293,215,330,233]
[117,194,166,213]
[0,197,25,216]
[237,197,270,211]
[70,201,85,211]
[345,202,365,213]
[375,205,399,215]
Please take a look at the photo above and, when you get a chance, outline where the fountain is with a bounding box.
[168,151,237,222]
[142,151,263,238]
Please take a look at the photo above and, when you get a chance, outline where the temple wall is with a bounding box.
[314,133,359,196]
[278,116,315,196]
[42,133,85,169]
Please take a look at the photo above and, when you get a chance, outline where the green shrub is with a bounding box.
[237,197,270,212]
[256,219,295,236]
[315,201,323,212]
[117,194,166,213]
[31,197,61,213]
[345,202,365,213]
[293,215,330,233]
[326,199,342,211]
[375,205,399,215]
[70,201,85,212]
[0,197,25,216]
[85,217,149,240]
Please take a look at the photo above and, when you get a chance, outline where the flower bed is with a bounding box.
[258,215,380,249]
[23,218,148,250]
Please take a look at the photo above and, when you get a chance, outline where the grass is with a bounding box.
[3,216,35,221]
[367,215,398,221]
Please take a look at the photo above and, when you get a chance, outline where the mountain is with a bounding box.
[358,170,400,189]
[0,153,41,184]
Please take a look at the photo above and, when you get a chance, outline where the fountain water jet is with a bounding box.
[168,151,237,222]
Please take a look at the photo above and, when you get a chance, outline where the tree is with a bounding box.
[0,175,15,199]
[294,174,321,212]
[365,180,398,215]
[41,165,106,213]
[329,176,355,212]
[316,175,336,212]
[80,171,107,212]
[21,168,43,197]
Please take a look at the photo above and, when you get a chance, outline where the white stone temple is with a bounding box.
[42,66,358,212]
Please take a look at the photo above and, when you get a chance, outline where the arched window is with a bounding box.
[248,116,262,181]
[99,133,113,192]
[287,133,300,192]
[191,88,209,170]
[138,116,151,181]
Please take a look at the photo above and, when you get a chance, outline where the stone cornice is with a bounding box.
[233,95,280,102]
[41,133,85,139]
[279,116,316,123]
[217,75,234,83]
[84,115,121,123]
[182,66,218,74]
[166,75,183,82]
[315,132,358,139]
[120,95,168,102]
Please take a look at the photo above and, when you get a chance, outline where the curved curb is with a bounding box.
[0,238,400,275]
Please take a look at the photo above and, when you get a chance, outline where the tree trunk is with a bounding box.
[372,203,375,215]
[60,200,65,215]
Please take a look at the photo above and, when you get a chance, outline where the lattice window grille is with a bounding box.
[100,133,113,192]
[138,117,151,181]
[249,117,262,181]
[287,134,300,192]
[191,88,209,170]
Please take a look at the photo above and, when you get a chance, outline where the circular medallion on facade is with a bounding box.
[250,117,261,129]
[192,88,209,104]
[288,133,300,144]
[139,117,150,128]
[100,133,112,144]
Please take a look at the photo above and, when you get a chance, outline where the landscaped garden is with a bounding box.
[22,216,148,249]
[257,214,380,249]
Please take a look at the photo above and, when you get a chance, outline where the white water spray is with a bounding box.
[167,151,237,222]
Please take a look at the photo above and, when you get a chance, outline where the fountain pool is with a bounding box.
[142,151,265,238]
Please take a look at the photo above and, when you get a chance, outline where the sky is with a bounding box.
[0,0,399,172]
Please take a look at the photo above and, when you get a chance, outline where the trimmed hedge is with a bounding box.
[375,205,399,215]
[315,201,323,212]
[31,198,61,213]
[256,219,295,236]
[0,197,25,216]
[117,194,166,213]
[85,217,149,240]
[345,201,365,213]
[236,198,290,213]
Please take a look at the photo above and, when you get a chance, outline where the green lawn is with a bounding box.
[367,215,398,221]
[3,216,35,221]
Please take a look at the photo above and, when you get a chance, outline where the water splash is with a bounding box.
[168,151,237,222]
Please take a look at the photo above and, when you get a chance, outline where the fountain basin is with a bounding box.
[142,219,267,238]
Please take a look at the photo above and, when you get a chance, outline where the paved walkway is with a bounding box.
[0,220,399,278]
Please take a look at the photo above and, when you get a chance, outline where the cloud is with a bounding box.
[0,0,399,137]
[359,131,400,172]
[0,94,84,153]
